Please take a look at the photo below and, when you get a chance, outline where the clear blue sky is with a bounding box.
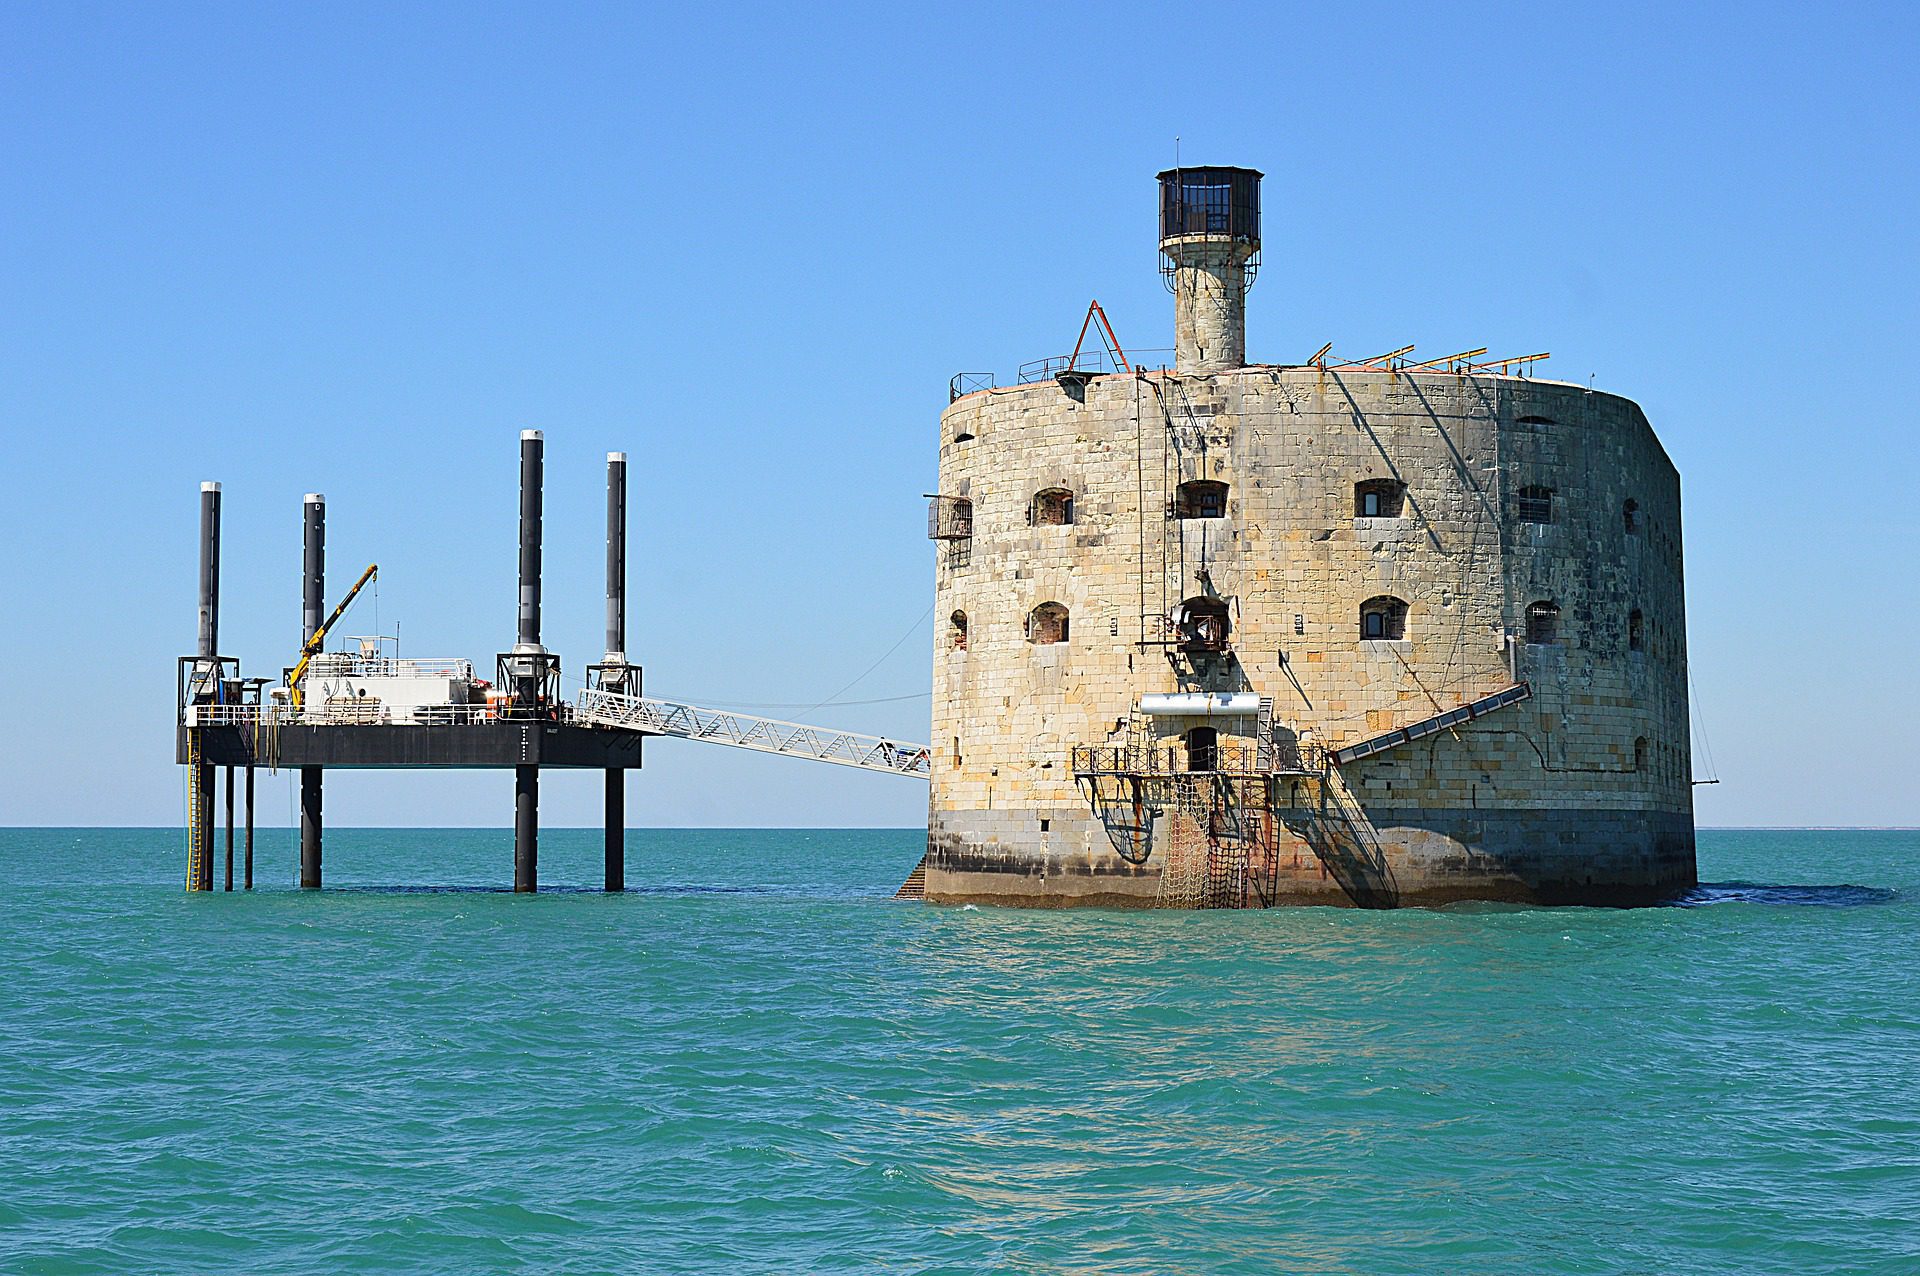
[3,2,1915,829]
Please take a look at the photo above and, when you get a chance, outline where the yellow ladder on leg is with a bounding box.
[185,731,207,891]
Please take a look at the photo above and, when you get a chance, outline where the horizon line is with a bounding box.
[6,824,1920,833]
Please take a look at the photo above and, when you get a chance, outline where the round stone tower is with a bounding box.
[922,167,1696,908]
[1158,166,1261,372]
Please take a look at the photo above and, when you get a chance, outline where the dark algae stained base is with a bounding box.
[922,807,1696,908]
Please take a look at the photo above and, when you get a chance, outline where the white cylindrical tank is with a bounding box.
[1138,693,1261,716]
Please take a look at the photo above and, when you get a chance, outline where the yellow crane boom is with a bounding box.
[289,563,377,709]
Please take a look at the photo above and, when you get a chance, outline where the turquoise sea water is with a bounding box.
[1,827,1916,1274]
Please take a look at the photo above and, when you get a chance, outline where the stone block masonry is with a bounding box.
[925,366,1695,907]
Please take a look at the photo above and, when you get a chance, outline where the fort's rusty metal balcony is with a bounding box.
[1071,742,1327,779]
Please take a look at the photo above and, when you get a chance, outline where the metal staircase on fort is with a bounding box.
[1074,682,1533,909]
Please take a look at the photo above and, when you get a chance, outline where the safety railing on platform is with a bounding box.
[1072,740,1326,778]
[305,655,476,680]
[1012,347,1177,384]
[949,372,996,401]
[1017,351,1115,382]
[574,688,931,777]
[181,701,571,728]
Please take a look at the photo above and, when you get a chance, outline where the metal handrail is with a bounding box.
[1019,352,1114,382]
[182,701,564,728]
[950,372,996,402]
[1072,741,1326,777]
[303,655,475,680]
[574,688,931,777]
[1015,348,1176,384]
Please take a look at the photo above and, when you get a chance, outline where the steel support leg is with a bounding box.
[300,767,323,889]
[224,766,235,891]
[195,761,215,892]
[605,768,625,892]
[515,765,538,893]
[243,765,255,890]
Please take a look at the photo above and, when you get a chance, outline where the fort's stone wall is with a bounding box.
[926,366,1695,907]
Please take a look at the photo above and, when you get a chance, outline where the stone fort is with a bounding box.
[918,165,1695,908]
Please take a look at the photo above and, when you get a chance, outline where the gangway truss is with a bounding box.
[574,688,931,778]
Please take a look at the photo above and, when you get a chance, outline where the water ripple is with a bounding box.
[0,827,1916,1273]
[1674,882,1899,907]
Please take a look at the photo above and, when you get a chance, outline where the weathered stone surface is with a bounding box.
[926,366,1695,908]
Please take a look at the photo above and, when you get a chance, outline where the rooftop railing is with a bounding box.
[305,656,476,680]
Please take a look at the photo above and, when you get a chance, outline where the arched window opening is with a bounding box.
[1360,596,1408,641]
[1355,478,1407,519]
[1628,609,1644,652]
[1173,479,1228,520]
[1623,498,1639,534]
[1027,602,1069,645]
[1186,726,1219,773]
[1175,596,1231,653]
[950,610,969,652]
[1525,600,1560,645]
[1634,736,1649,771]
[1031,487,1074,527]
[1517,485,1554,524]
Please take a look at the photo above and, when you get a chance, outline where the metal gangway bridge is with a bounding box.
[573,688,930,777]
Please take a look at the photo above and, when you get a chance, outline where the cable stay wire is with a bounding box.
[1687,662,1720,784]
[801,601,935,716]
[550,603,936,718]
[644,691,931,711]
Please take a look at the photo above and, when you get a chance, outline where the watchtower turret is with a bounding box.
[1157,166,1262,372]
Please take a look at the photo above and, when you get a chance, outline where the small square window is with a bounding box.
[1354,479,1406,519]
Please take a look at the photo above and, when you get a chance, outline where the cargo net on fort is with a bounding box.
[176,165,1695,908]
[918,165,1696,909]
